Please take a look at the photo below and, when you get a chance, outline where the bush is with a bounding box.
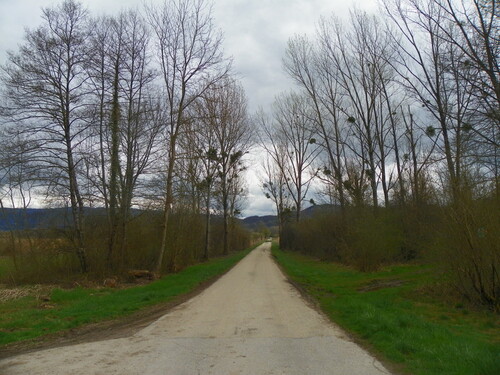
[280,194,500,311]
[435,196,500,311]
[0,209,252,285]
[0,230,80,284]
[281,207,404,271]
[281,213,346,261]
[341,208,403,271]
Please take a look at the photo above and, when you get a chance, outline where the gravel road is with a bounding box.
[0,243,391,375]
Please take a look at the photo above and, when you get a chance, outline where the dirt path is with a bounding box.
[0,243,391,375]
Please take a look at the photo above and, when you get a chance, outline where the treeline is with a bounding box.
[260,0,499,311]
[0,0,253,281]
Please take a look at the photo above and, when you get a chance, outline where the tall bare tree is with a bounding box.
[319,11,402,208]
[85,11,160,270]
[436,0,500,136]
[203,80,252,255]
[261,93,321,221]
[283,34,348,210]
[147,0,230,273]
[259,145,292,245]
[384,0,476,201]
[0,0,90,272]
[413,0,500,195]
[185,99,220,260]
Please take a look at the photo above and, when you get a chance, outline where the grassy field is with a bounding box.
[0,257,13,278]
[0,246,254,347]
[272,244,500,375]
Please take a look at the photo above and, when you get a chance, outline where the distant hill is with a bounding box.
[0,204,341,232]
[300,204,341,218]
[241,204,341,231]
[0,207,114,231]
[0,207,71,231]
[0,207,153,231]
[241,215,278,231]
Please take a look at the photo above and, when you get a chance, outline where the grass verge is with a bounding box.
[0,246,255,347]
[272,244,499,375]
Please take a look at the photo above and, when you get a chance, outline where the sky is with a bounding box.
[0,0,378,217]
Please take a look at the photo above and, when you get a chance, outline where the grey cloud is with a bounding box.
[0,0,377,217]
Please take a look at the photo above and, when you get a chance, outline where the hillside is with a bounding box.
[0,208,72,231]
[0,204,340,232]
[241,204,341,231]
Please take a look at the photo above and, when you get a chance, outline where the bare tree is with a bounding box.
[147,0,231,273]
[414,0,500,196]
[184,99,220,260]
[261,92,321,221]
[172,78,250,260]
[204,80,252,255]
[397,107,438,206]
[283,34,348,210]
[85,11,161,270]
[319,11,403,208]
[85,15,114,209]
[259,145,292,245]
[436,0,500,136]
[113,12,160,269]
[0,0,90,272]
[384,0,476,202]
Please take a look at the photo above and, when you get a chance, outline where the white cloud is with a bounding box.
[242,164,275,218]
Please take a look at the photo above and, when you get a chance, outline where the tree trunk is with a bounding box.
[107,59,121,270]
[155,140,176,274]
[203,190,211,260]
[222,192,229,255]
[66,137,88,273]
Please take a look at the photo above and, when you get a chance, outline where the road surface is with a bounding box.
[0,243,391,375]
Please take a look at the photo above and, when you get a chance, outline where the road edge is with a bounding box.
[0,246,259,360]
[270,246,406,375]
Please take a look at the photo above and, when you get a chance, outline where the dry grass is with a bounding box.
[0,284,56,303]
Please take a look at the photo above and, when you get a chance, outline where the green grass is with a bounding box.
[272,244,500,375]
[0,246,254,346]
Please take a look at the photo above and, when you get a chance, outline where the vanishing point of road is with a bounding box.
[0,243,391,374]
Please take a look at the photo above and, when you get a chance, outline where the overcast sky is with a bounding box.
[0,0,378,217]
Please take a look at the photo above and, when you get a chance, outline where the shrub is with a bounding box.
[341,208,404,271]
[436,196,500,311]
[281,207,404,271]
